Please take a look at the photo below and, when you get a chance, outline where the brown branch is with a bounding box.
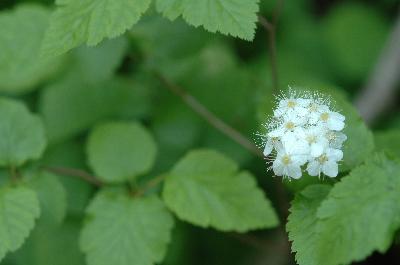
[45,166,103,187]
[258,15,279,94]
[258,0,285,94]
[134,175,166,197]
[155,72,264,158]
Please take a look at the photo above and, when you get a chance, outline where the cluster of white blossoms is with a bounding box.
[262,91,347,179]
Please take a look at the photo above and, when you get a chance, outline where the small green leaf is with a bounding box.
[163,149,279,232]
[0,4,63,94]
[0,98,47,167]
[42,0,151,56]
[0,185,40,261]
[288,154,400,265]
[87,122,157,183]
[27,172,67,224]
[156,0,259,40]
[80,190,174,265]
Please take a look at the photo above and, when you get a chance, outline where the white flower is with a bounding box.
[325,131,347,148]
[260,89,347,179]
[274,98,309,118]
[281,128,310,156]
[263,136,282,156]
[268,112,306,138]
[303,126,329,157]
[319,110,345,131]
[306,148,343,177]
[273,150,308,179]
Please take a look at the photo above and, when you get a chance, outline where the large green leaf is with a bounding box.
[9,220,86,265]
[374,130,400,159]
[0,98,47,167]
[42,0,151,56]
[287,154,400,265]
[163,149,278,232]
[287,184,332,265]
[156,0,259,40]
[80,190,174,265]
[0,4,63,94]
[87,122,157,183]
[0,186,40,261]
[40,76,149,144]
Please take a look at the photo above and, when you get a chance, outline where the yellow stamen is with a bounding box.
[318,154,328,164]
[285,122,295,130]
[320,112,330,121]
[287,100,296,108]
[306,135,317,144]
[282,155,291,165]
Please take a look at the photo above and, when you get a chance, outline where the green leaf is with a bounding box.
[40,76,150,144]
[87,122,157,183]
[163,149,279,232]
[80,190,174,265]
[156,0,259,40]
[9,219,86,265]
[0,185,40,261]
[286,184,332,265]
[42,0,151,56]
[69,37,128,84]
[288,154,400,265]
[374,130,400,159]
[0,4,63,94]
[27,172,67,224]
[0,98,47,167]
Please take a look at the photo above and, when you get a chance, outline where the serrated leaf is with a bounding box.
[27,172,67,224]
[288,154,400,265]
[286,184,332,265]
[0,4,63,94]
[87,122,157,183]
[80,190,174,265]
[0,98,47,167]
[156,0,259,40]
[42,0,151,56]
[0,186,40,261]
[163,149,278,232]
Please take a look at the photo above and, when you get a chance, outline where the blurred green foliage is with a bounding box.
[0,0,399,265]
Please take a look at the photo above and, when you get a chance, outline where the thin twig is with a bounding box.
[45,166,103,187]
[134,175,166,197]
[258,0,285,94]
[155,72,264,158]
[229,233,273,251]
[258,15,279,94]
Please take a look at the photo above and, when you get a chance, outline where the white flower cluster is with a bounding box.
[262,91,347,179]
